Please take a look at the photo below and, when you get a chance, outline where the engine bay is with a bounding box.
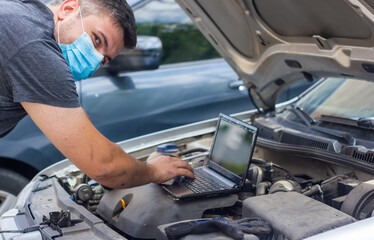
[52,133,374,239]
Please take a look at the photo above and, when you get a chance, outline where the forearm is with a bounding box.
[21,103,194,189]
[87,142,156,189]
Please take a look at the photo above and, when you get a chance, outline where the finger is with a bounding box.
[174,159,193,172]
[176,168,195,179]
[185,163,193,172]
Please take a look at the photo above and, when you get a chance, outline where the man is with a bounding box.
[0,0,194,189]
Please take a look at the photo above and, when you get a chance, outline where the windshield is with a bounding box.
[295,78,374,121]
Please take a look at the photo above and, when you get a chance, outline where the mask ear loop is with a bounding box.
[79,6,85,33]
[57,20,61,44]
[57,6,83,44]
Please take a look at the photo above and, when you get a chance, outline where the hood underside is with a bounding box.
[176,0,374,110]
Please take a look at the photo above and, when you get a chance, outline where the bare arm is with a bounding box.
[21,102,194,188]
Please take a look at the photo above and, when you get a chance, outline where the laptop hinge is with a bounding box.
[202,167,237,188]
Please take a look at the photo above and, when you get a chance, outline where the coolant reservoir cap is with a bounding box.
[156,144,178,153]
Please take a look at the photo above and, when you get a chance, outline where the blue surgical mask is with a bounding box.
[57,7,104,81]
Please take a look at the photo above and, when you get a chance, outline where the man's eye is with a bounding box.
[94,35,101,45]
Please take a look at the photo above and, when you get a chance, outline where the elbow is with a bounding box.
[89,164,125,189]
[72,142,130,188]
[87,157,130,189]
[85,142,117,182]
[78,148,117,187]
[88,163,114,184]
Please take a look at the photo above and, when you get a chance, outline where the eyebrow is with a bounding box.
[98,30,112,63]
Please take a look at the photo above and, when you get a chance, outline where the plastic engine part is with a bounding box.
[341,180,374,220]
[96,183,238,239]
[242,192,355,240]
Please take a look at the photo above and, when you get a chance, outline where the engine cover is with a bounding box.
[96,183,237,239]
[242,192,355,240]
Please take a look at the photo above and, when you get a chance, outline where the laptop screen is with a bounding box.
[207,113,257,187]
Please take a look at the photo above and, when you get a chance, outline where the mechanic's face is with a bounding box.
[55,0,124,65]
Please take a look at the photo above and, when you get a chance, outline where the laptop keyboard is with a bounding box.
[176,168,230,193]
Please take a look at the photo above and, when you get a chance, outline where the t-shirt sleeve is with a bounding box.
[2,40,80,108]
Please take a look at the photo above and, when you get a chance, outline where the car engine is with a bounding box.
[54,135,374,239]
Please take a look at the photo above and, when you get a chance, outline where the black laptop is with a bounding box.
[162,113,258,199]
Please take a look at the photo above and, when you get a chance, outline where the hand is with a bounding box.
[147,155,195,184]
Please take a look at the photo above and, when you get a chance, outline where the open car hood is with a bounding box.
[176,0,374,110]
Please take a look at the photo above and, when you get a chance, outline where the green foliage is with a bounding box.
[137,23,220,64]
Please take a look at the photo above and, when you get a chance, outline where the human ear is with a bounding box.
[57,0,80,21]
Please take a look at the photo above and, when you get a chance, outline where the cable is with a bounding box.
[179,148,208,156]
[0,224,46,234]
[247,88,262,113]
[251,158,295,180]
[251,158,266,165]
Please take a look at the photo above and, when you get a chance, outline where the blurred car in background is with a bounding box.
[0,0,312,208]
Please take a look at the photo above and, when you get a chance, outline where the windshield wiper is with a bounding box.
[320,115,374,130]
[357,118,374,129]
[311,125,356,146]
[289,105,316,128]
[289,106,356,145]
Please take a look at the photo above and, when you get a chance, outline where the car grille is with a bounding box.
[352,150,374,164]
[280,132,329,150]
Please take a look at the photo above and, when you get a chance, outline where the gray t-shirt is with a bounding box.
[0,0,80,137]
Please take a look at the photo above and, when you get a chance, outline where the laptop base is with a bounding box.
[162,167,239,199]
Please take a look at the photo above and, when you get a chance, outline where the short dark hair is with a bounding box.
[48,0,137,49]
[81,0,137,49]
